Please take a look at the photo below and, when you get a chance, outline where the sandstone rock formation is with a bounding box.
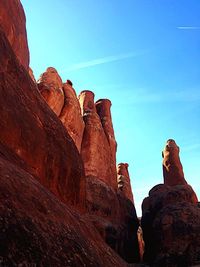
[0,155,132,267]
[96,99,117,187]
[79,91,140,262]
[162,139,187,186]
[85,177,140,263]
[59,80,85,152]
[0,0,29,69]
[29,67,36,82]
[141,140,199,266]
[141,184,199,266]
[37,67,64,116]
[0,1,142,266]
[117,163,134,203]
[0,27,85,208]
[79,90,96,115]
[79,91,117,189]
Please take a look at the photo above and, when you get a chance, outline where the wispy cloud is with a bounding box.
[124,88,200,104]
[62,51,145,73]
[177,26,200,30]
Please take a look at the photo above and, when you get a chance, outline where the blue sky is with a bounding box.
[21,0,200,216]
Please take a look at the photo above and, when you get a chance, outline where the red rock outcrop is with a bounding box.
[141,184,199,266]
[96,99,117,185]
[0,0,29,69]
[0,154,132,267]
[85,176,140,263]
[37,67,64,116]
[0,27,85,208]
[59,80,85,152]
[117,163,134,203]
[0,1,142,265]
[79,90,96,115]
[162,139,187,186]
[79,91,140,262]
[29,67,36,83]
[141,140,199,266]
[79,91,116,189]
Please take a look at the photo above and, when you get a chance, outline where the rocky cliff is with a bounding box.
[0,1,140,266]
[0,0,29,69]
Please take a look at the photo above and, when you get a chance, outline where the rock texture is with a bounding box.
[0,27,85,208]
[59,80,85,152]
[162,139,187,186]
[117,163,134,203]
[141,184,199,267]
[96,99,117,181]
[0,2,142,265]
[0,155,131,267]
[80,91,116,189]
[142,140,199,267]
[0,0,29,69]
[37,67,64,116]
[85,177,140,263]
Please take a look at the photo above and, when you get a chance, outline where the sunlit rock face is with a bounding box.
[37,67,64,116]
[79,91,116,189]
[141,140,199,266]
[96,99,117,189]
[117,163,134,203]
[29,67,36,83]
[162,139,187,186]
[0,0,29,69]
[0,28,85,208]
[59,80,85,152]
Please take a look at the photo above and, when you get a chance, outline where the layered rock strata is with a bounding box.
[117,163,134,203]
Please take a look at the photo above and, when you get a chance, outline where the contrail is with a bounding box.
[62,51,145,73]
[177,26,200,30]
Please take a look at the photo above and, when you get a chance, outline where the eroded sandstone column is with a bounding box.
[117,163,134,203]
[162,139,187,186]
[79,91,116,189]
[96,99,117,187]
[37,67,64,116]
[78,90,95,115]
[59,80,85,152]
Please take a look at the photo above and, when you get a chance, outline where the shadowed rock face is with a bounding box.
[117,163,134,203]
[162,139,187,186]
[79,91,117,189]
[0,28,85,208]
[85,176,140,263]
[141,184,199,267]
[0,0,29,69]
[141,140,199,266]
[37,67,64,116]
[59,80,85,152]
[0,155,131,267]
